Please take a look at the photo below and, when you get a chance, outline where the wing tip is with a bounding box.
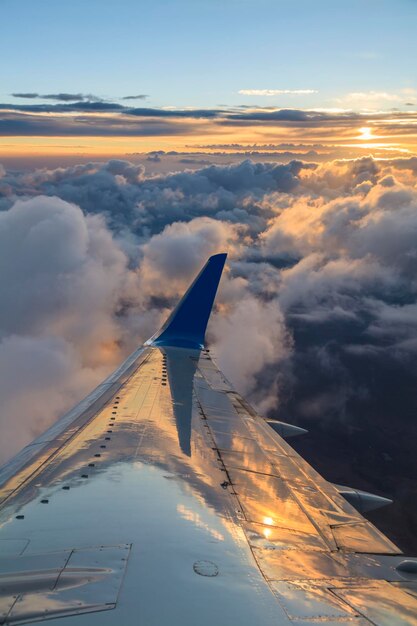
[147,252,227,349]
[209,252,228,261]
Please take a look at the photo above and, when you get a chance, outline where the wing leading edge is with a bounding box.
[0,254,416,626]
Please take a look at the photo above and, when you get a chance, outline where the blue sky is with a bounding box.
[2,0,416,109]
[1,0,417,159]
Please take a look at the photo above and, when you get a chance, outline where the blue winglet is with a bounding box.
[147,253,227,350]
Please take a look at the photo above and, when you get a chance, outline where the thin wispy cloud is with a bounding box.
[239,89,318,96]
[1,97,417,159]
[11,92,104,102]
[334,89,417,109]
[11,92,39,99]
[122,94,148,100]
[12,92,150,103]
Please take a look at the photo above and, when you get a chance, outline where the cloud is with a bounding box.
[210,297,292,413]
[0,112,195,137]
[1,101,416,154]
[3,101,124,113]
[0,194,137,461]
[122,94,148,100]
[2,102,222,117]
[334,89,417,110]
[224,109,360,124]
[11,92,105,102]
[0,335,101,460]
[0,108,416,168]
[0,158,306,235]
[127,107,222,118]
[192,142,328,151]
[239,89,318,96]
[179,158,213,165]
[11,92,39,99]
[138,217,240,298]
[0,159,299,460]
[13,92,149,103]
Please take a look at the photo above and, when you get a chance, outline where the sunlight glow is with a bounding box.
[358,126,373,140]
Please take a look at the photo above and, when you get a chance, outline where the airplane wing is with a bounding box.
[1,253,417,626]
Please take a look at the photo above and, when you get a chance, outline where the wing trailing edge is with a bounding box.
[147,253,227,350]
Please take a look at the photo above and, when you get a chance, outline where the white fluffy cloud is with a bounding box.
[0,196,134,461]
[210,297,292,414]
[0,335,101,457]
[1,155,417,469]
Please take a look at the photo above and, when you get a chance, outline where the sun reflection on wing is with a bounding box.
[262,516,274,538]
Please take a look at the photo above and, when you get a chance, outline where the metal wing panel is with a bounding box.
[1,253,416,625]
[0,347,149,505]
[216,382,401,555]
[0,347,294,626]
[0,347,415,625]
[332,581,417,625]
[193,354,417,623]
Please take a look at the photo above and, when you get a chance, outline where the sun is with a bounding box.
[358,126,373,140]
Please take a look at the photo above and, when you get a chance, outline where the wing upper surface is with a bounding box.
[0,254,416,626]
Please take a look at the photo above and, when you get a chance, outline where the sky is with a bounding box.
[1,0,417,160]
[1,1,417,553]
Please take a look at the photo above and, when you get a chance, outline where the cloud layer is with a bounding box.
[1,98,417,158]
[238,89,318,96]
[1,154,417,550]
